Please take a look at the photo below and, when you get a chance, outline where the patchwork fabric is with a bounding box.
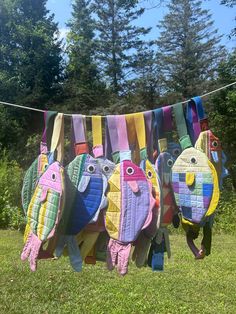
[171,147,219,224]
[22,149,52,215]
[26,161,64,241]
[21,161,64,271]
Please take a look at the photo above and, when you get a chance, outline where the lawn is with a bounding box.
[0,230,235,314]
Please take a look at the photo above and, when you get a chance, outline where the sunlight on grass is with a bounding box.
[0,230,235,314]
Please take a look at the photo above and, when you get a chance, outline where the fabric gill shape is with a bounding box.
[171,147,220,225]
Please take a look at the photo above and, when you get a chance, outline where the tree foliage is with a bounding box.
[64,0,108,112]
[209,50,236,189]
[92,0,151,94]
[157,0,224,98]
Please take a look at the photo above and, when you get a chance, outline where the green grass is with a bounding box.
[0,230,235,314]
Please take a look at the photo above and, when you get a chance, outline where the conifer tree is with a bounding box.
[0,0,62,160]
[65,0,106,111]
[0,0,62,105]
[93,0,151,94]
[157,0,224,98]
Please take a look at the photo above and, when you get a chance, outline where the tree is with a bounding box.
[0,0,62,163]
[0,0,62,106]
[209,50,236,189]
[220,0,236,37]
[129,44,161,109]
[221,0,236,6]
[93,0,151,94]
[65,0,107,112]
[157,0,224,98]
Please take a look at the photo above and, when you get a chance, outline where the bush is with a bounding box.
[0,156,25,229]
[214,189,236,234]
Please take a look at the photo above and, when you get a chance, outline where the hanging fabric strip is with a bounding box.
[186,100,201,144]
[116,115,131,161]
[106,115,120,163]
[133,112,147,160]
[192,96,209,131]
[153,108,164,140]
[41,111,57,150]
[50,113,64,163]
[92,116,103,157]
[162,106,173,141]
[173,103,192,150]
[144,111,153,162]
[72,114,89,155]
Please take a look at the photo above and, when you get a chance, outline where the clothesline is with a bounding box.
[0,81,235,117]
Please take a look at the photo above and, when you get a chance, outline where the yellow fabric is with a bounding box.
[186,172,195,186]
[145,160,161,228]
[92,116,102,147]
[50,113,64,163]
[158,138,167,153]
[23,223,31,243]
[106,164,121,240]
[125,114,139,162]
[205,160,220,217]
[195,132,208,155]
[133,112,146,151]
[37,198,48,240]
[77,230,100,260]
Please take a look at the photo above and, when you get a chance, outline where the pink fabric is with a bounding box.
[39,162,62,193]
[107,239,132,276]
[142,182,156,231]
[123,160,146,181]
[93,145,104,158]
[116,115,129,152]
[21,232,42,272]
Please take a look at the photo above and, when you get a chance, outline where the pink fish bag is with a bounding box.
[21,160,64,271]
[105,115,155,275]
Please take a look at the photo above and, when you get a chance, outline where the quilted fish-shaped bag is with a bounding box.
[21,111,57,215]
[105,115,155,275]
[171,103,220,259]
[77,116,116,264]
[55,115,108,271]
[21,160,65,271]
[124,112,162,268]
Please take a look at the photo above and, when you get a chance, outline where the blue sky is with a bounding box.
[47,0,235,50]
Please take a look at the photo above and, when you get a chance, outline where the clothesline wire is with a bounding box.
[0,81,235,118]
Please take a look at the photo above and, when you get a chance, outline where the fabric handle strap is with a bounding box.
[163,106,172,132]
[72,114,89,155]
[92,116,103,158]
[50,113,64,163]
[116,115,130,152]
[72,114,87,144]
[173,103,192,150]
[41,110,57,151]
[144,111,153,162]
[133,112,147,160]
[153,108,164,140]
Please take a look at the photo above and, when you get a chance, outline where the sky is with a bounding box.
[46,0,235,50]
